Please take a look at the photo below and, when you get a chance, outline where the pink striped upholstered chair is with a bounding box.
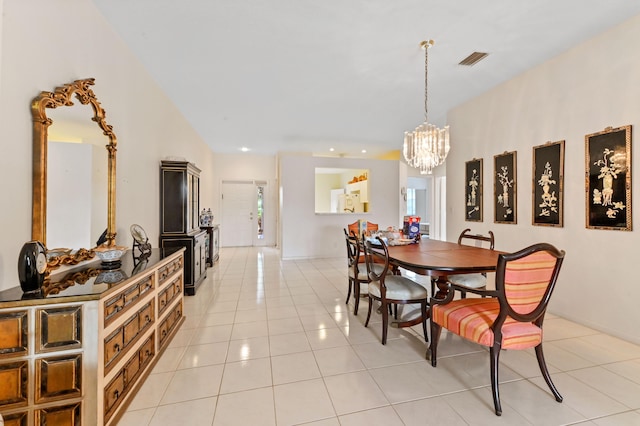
[428,243,565,416]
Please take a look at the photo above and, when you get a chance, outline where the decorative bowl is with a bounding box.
[95,268,128,285]
[93,245,128,264]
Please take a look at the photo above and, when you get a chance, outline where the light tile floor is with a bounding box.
[119,247,640,425]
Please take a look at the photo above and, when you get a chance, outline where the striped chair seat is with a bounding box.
[431,298,542,350]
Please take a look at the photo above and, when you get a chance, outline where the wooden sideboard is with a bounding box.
[0,248,185,426]
[200,225,220,267]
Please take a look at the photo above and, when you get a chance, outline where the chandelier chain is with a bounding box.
[424,43,429,122]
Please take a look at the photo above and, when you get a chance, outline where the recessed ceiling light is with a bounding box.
[329,148,335,152]
[240,147,250,152]
[361,149,367,153]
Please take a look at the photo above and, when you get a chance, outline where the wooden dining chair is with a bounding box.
[429,243,565,416]
[363,237,429,345]
[344,229,383,315]
[347,221,378,238]
[347,221,359,237]
[434,228,495,298]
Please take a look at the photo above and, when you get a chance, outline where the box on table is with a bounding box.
[403,216,421,238]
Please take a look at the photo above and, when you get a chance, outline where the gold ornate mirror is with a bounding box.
[31,78,117,267]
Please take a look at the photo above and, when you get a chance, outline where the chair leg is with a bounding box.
[393,303,398,320]
[490,345,502,416]
[353,280,360,315]
[381,300,389,345]
[428,320,441,366]
[535,344,563,403]
[460,290,467,299]
[346,278,352,305]
[364,296,373,328]
[420,301,428,342]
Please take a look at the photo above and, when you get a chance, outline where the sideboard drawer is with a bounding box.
[104,329,124,368]
[104,371,124,419]
[0,311,28,358]
[123,284,140,306]
[158,275,182,316]
[0,360,28,409]
[104,275,155,328]
[123,349,140,386]
[123,315,140,348]
[35,354,82,404]
[139,302,154,329]
[0,411,27,426]
[104,301,154,372]
[34,402,81,426]
[104,332,156,423]
[158,257,183,285]
[159,300,182,348]
[36,305,82,353]
[139,334,155,365]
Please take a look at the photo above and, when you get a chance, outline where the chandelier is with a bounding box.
[403,40,450,175]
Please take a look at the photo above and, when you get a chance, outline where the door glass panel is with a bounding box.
[257,186,264,239]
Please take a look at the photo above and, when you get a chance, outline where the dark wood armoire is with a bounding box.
[159,160,207,295]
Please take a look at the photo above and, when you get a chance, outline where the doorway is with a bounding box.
[220,180,267,247]
[407,176,434,238]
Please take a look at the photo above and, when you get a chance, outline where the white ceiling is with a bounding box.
[93,0,640,158]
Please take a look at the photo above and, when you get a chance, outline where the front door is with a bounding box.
[220,181,267,247]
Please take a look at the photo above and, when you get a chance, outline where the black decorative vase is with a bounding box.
[18,240,47,294]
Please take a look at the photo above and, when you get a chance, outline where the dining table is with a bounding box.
[386,238,504,298]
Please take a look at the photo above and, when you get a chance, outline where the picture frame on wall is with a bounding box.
[532,140,564,227]
[585,125,632,231]
[465,158,483,222]
[494,151,517,224]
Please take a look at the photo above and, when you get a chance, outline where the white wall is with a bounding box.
[447,15,640,343]
[279,155,401,259]
[0,0,214,290]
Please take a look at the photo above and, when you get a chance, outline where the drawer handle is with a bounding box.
[144,315,151,323]
[145,349,152,357]
[113,389,120,400]
[162,330,167,338]
[160,299,166,306]
[113,343,121,352]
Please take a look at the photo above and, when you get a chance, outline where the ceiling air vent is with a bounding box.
[459,51,488,66]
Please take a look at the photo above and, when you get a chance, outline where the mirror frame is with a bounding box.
[31,78,117,267]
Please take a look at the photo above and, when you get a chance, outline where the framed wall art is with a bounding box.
[585,125,632,231]
[465,158,483,222]
[494,151,517,224]
[532,140,564,227]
